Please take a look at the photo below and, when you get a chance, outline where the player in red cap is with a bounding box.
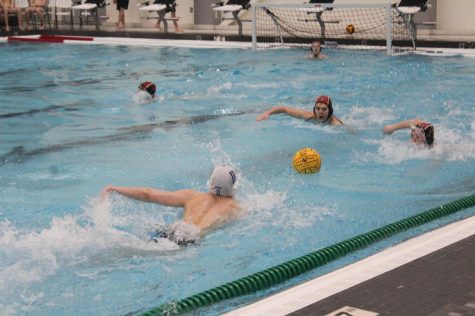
[384,119,434,147]
[134,81,156,104]
[256,95,343,125]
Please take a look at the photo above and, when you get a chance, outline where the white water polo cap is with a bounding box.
[207,166,237,197]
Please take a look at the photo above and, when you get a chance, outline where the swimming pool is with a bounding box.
[1,42,475,315]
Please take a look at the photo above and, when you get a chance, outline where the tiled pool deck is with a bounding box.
[226,215,475,316]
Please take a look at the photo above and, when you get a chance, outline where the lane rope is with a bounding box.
[142,195,475,316]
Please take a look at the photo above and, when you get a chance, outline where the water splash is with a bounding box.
[133,90,154,105]
[0,197,178,299]
[343,106,397,128]
[207,82,232,94]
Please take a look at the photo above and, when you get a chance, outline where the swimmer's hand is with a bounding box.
[256,111,270,122]
[101,185,116,201]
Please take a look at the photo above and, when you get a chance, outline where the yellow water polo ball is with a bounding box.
[292,147,321,174]
[346,24,355,34]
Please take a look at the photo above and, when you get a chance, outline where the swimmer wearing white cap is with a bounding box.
[101,165,239,245]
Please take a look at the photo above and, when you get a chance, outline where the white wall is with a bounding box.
[437,0,475,31]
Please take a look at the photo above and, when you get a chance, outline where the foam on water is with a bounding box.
[0,197,180,298]
[207,82,233,94]
[240,190,332,231]
[343,106,397,128]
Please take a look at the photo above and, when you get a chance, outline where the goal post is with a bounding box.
[251,2,415,54]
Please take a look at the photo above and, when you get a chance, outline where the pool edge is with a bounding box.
[224,214,475,315]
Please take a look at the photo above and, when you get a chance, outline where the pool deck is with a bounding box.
[288,233,475,316]
[2,24,475,316]
[225,214,475,316]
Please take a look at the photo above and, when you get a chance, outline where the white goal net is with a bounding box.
[251,2,417,54]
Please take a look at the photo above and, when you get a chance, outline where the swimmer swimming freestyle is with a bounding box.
[383,118,435,147]
[101,165,240,245]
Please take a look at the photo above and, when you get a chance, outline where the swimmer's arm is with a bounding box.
[256,106,312,121]
[229,200,240,212]
[330,116,343,125]
[383,119,423,134]
[101,185,193,207]
[218,201,241,225]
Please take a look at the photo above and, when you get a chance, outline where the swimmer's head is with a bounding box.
[313,95,333,122]
[139,81,156,97]
[411,122,434,147]
[310,40,322,56]
[207,165,237,197]
[135,81,156,104]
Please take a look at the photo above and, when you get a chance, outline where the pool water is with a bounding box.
[1,42,475,315]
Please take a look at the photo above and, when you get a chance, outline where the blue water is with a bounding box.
[1,42,475,315]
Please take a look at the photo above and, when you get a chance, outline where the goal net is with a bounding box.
[251,3,416,54]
